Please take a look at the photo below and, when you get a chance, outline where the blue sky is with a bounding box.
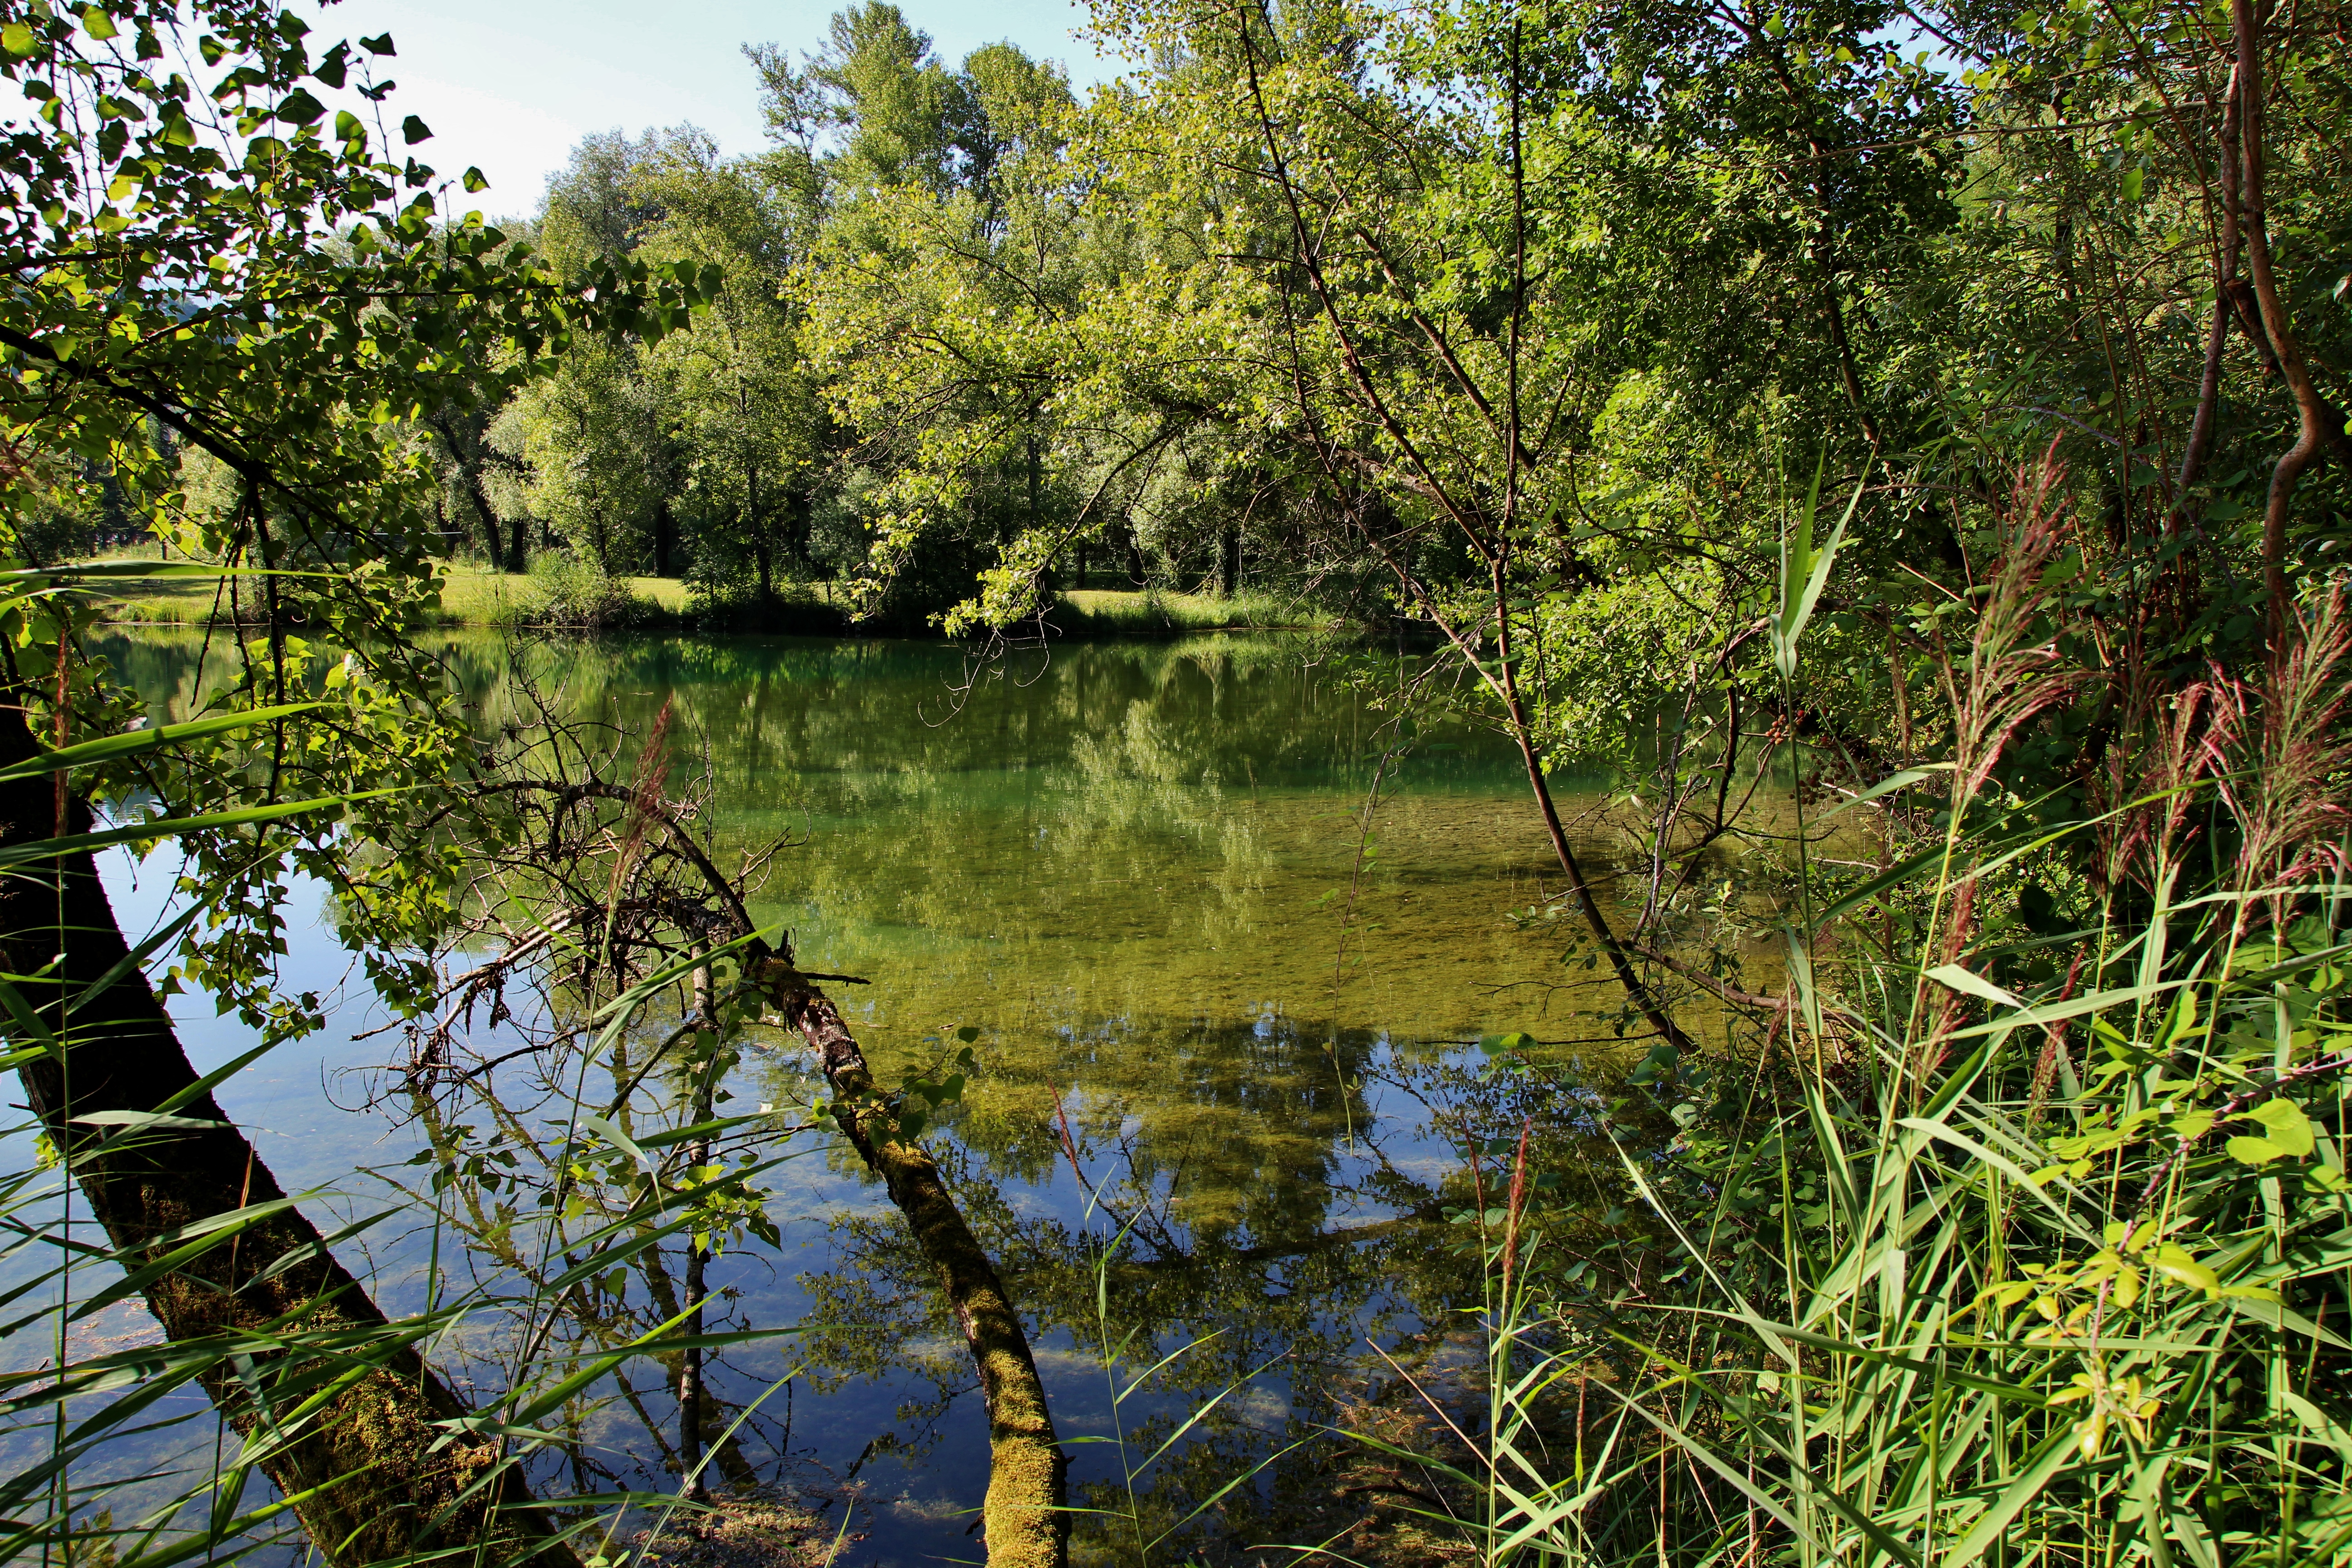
[295,0,1121,219]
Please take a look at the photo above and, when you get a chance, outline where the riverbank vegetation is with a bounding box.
[2,0,2349,1563]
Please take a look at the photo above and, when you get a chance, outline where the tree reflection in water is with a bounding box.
[95,627,1656,1563]
[788,1011,1625,1564]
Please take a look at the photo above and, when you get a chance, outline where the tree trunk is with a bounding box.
[0,701,577,1568]
[756,960,1068,1568]
[749,463,774,608]
[428,410,506,572]
[2228,0,2352,647]
[786,484,815,574]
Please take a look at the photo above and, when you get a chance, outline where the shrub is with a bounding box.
[504,550,653,632]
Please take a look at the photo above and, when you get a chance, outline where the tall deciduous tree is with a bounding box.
[636,132,818,604]
[784,20,1094,622]
[504,332,666,574]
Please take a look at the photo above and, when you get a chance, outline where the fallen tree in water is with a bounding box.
[758,957,1069,1568]
[0,701,584,1568]
[387,695,1069,1567]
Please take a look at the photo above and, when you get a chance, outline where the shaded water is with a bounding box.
[42,630,1641,1562]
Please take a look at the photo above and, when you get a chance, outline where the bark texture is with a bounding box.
[756,959,1068,1568]
[2228,0,2352,646]
[0,702,577,1568]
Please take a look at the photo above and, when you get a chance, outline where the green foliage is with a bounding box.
[0,6,727,1549]
[0,0,709,1035]
[1371,501,2352,1565]
[501,549,656,631]
[13,0,2352,1554]
[1441,874,2352,1564]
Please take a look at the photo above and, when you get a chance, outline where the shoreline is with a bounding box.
[80,565,1376,643]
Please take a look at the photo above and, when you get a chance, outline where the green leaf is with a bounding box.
[499,1298,699,1430]
[1926,963,2023,1009]
[2227,1134,2288,1165]
[1941,1431,2078,1567]
[70,1108,230,1132]
[0,701,325,784]
[2149,1244,2220,1293]
[462,166,488,193]
[79,7,117,41]
[275,88,324,126]
[402,113,431,144]
[2248,1097,2314,1156]
[578,1113,652,1176]
[2,22,35,56]
[1772,453,1867,681]
[1813,764,1950,824]
[359,31,396,54]
[0,786,403,871]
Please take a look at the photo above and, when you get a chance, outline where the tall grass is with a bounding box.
[1049,589,1305,639]
[1336,476,2352,1567]
[0,931,804,1568]
[0,573,807,1566]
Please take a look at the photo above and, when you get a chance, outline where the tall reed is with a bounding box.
[1340,468,2352,1568]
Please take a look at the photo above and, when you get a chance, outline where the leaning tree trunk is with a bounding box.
[0,703,578,1568]
[756,959,1069,1568]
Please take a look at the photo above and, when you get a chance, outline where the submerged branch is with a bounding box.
[756,957,1069,1568]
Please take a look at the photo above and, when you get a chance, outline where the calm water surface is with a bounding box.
[46,630,1632,1563]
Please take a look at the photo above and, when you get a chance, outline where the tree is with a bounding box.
[786,20,1095,625]
[747,2,980,201]
[635,132,818,605]
[0,1,701,1559]
[504,331,666,574]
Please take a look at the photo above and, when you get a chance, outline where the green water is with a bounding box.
[79,629,1628,1562]
[456,632,1570,1046]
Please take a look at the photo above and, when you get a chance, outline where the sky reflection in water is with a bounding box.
[62,629,1611,1564]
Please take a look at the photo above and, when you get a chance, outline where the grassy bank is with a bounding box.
[85,559,752,629]
[434,565,691,624]
[77,556,1323,641]
[1046,586,1305,637]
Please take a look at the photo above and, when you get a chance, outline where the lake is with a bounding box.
[39,628,1640,1564]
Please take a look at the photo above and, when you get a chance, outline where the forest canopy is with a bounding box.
[313,0,2348,680]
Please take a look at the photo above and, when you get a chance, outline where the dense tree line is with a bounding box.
[310,0,2348,676]
[22,0,2349,670]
